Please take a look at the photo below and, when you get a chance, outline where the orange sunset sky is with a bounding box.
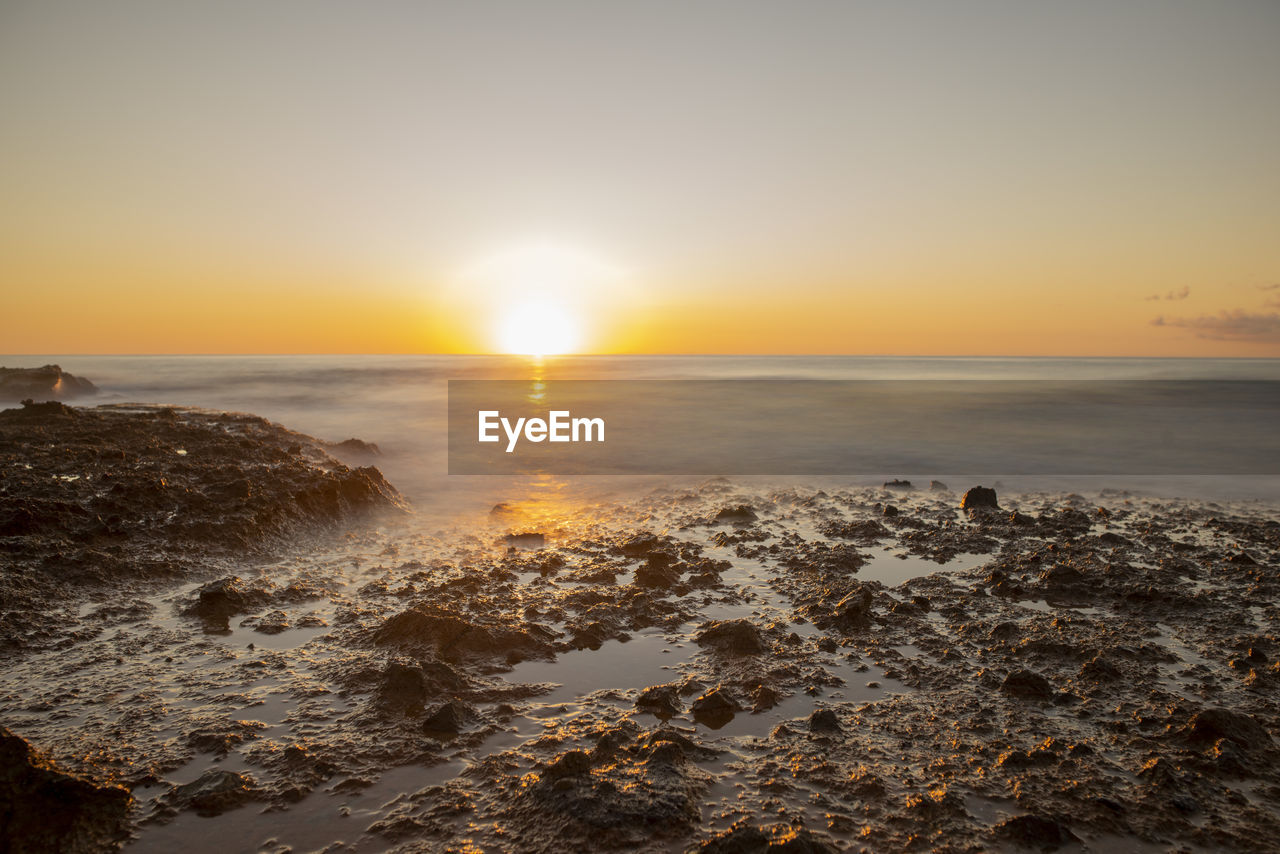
[2,1,1278,356]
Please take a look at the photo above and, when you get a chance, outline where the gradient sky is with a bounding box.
[2,0,1278,355]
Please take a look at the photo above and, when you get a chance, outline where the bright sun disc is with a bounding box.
[497,299,580,356]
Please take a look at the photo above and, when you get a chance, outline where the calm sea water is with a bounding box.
[6,355,1280,512]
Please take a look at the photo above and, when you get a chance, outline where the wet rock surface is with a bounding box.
[0,402,406,650]
[1,455,1278,851]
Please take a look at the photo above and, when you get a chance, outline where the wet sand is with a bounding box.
[2,403,1278,852]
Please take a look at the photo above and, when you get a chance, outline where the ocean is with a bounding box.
[6,355,1280,511]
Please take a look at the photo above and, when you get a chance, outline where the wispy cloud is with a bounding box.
[1151,310,1280,342]
[1258,284,1280,308]
[1144,286,1190,302]
[1146,285,1192,302]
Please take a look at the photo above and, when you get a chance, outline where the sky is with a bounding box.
[1,0,1278,355]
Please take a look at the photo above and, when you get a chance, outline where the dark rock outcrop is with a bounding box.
[162,769,258,817]
[373,604,555,665]
[0,726,131,853]
[1181,708,1273,751]
[961,485,999,510]
[697,821,838,853]
[694,619,767,655]
[1000,669,1054,701]
[992,814,1077,850]
[0,365,97,400]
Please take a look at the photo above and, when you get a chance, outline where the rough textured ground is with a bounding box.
[2,405,1279,852]
[0,401,406,652]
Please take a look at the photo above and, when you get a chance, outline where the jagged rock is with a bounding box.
[0,365,97,400]
[377,660,430,712]
[185,576,275,630]
[1000,669,1054,701]
[992,814,1077,850]
[504,532,546,548]
[325,437,381,456]
[961,486,999,510]
[694,619,766,655]
[819,519,890,541]
[636,684,683,717]
[375,659,462,713]
[0,726,131,853]
[1181,708,1273,751]
[808,708,842,733]
[422,701,470,736]
[0,404,407,650]
[697,821,838,853]
[252,609,290,634]
[542,750,592,781]
[165,769,257,817]
[751,685,780,712]
[1079,654,1123,681]
[635,561,682,589]
[833,586,874,628]
[372,605,554,664]
[1041,564,1085,587]
[619,532,663,555]
[714,505,758,523]
[691,687,739,727]
[5,399,80,419]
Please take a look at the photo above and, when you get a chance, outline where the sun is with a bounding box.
[465,242,622,356]
[496,298,580,357]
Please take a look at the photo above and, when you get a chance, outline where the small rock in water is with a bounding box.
[694,619,767,654]
[751,684,780,712]
[691,687,739,727]
[833,586,874,628]
[253,610,290,634]
[930,480,950,491]
[634,561,682,589]
[961,485,999,510]
[714,505,758,522]
[326,437,380,456]
[185,576,274,631]
[883,479,913,490]
[166,769,258,817]
[635,684,682,717]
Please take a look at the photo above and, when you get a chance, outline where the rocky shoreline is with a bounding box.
[1,402,1278,852]
[0,364,99,401]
